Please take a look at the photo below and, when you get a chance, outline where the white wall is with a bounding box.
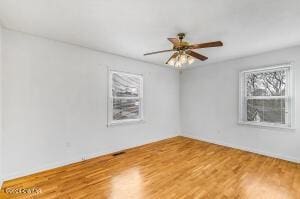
[180,46,300,163]
[2,29,180,180]
[2,28,299,182]
[0,24,3,187]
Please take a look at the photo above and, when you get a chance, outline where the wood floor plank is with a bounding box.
[1,136,300,198]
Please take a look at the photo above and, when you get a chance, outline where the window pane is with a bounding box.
[246,70,286,96]
[247,99,264,122]
[263,99,286,124]
[113,99,140,120]
[112,73,141,97]
[247,99,286,124]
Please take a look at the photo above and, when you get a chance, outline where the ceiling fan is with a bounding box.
[144,33,223,68]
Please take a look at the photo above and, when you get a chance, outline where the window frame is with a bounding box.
[108,70,144,126]
[238,63,294,129]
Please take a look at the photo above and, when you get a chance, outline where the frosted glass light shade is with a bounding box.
[179,54,187,64]
[187,56,195,64]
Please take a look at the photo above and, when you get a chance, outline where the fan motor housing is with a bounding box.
[177,33,186,40]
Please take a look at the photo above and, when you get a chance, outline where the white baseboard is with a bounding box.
[183,135,300,164]
[7,133,295,181]
[3,156,85,181]
[3,134,179,181]
[5,148,132,180]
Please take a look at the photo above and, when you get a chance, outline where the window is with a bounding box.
[108,70,143,125]
[239,64,294,128]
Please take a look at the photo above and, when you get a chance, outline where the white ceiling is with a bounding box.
[1,0,300,68]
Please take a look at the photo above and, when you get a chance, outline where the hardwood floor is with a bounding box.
[1,136,300,199]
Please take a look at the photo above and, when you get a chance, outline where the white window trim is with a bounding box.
[107,70,144,126]
[238,63,295,129]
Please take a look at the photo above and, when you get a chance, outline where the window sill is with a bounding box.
[107,119,145,127]
[238,121,295,130]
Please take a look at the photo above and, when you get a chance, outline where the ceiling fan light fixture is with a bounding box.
[167,53,194,68]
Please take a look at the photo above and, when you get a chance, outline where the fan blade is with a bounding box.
[186,50,208,61]
[144,49,173,56]
[168,38,180,46]
[189,41,223,49]
[165,52,179,64]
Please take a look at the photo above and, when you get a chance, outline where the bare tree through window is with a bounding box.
[239,65,292,128]
[246,70,286,96]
